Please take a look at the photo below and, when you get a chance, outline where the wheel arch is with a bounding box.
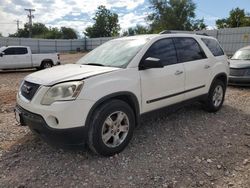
[41,59,54,65]
[210,72,228,89]
[85,92,141,128]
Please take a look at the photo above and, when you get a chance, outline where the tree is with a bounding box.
[192,18,207,30]
[122,25,149,36]
[148,0,205,33]
[84,5,120,38]
[61,27,77,39]
[45,27,62,39]
[216,8,250,29]
[9,23,48,38]
[9,23,78,39]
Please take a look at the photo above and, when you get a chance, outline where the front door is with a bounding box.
[2,47,30,69]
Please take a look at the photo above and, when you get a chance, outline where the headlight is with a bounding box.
[41,81,84,105]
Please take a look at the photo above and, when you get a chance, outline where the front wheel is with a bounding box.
[204,80,226,112]
[87,99,135,156]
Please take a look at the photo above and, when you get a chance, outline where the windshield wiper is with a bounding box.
[86,63,104,66]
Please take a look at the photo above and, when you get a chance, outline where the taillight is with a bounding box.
[57,54,60,60]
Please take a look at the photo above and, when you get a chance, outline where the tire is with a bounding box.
[87,99,135,156]
[41,61,53,69]
[204,79,226,112]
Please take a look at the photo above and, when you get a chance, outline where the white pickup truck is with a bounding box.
[0,46,60,70]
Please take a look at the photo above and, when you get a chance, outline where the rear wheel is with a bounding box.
[88,99,135,156]
[204,80,226,112]
[41,61,53,69]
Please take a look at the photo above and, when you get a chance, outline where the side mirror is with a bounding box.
[139,57,163,70]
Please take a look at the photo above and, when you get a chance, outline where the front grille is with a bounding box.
[230,68,250,76]
[20,81,40,101]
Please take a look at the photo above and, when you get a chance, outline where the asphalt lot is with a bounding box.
[0,53,249,187]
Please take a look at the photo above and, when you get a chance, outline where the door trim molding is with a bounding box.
[146,85,205,104]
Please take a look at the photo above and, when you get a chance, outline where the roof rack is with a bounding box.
[159,30,209,36]
[195,33,209,36]
[159,30,172,34]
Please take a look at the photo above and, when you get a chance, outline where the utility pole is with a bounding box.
[14,20,21,31]
[24,8,35,38]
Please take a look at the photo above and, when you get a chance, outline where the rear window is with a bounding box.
[201,38,224,57]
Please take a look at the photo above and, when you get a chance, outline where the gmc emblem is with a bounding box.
[23,84,32,94]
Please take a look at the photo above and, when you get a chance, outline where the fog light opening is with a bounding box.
[47,116,59,127]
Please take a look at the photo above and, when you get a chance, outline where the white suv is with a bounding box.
[15,34,229,156]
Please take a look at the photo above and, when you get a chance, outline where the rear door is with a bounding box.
[173,37,210,100]
[139,38,185,113]
[2,47,31,69]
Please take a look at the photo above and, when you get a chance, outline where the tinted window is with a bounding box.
[3,48,16,55]
[201,38,224,56]
[15,48,28,55]
[174,37,206,63]
[3,47,28,55]
[145,38,177,66]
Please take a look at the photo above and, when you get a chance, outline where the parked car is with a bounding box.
[0,46,60,70]
[229,46,250,86]
[15,34,229,156]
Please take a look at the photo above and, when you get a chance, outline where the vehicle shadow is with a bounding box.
[0,69,35,74]
[0,102,249,187]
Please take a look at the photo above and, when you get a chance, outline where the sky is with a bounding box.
[0,0,250,37]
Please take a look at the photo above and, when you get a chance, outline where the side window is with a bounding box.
[201,38,224,56]
[3,48,16,55]
[174,37,207,63]
[3,48,28,55]
[15,48,28,55]
[145,38,177,66]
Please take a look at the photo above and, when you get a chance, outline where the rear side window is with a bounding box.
[15,48,28,55]
[3,47,28,55]
[201,38,224,56]
[174,37,207,63]
[145,38,177,66]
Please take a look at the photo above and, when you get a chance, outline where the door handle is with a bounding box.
[175,70,183,75]
[204,65,211,69]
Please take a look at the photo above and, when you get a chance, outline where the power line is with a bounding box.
[24,8,35,38]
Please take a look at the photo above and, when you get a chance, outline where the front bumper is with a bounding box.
[228,76,250,86]
[15,105,88,147]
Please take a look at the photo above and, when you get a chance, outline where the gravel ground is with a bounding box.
[0,53,250,188]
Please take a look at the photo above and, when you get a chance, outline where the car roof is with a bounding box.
[2,46,28,48]
[238,46,250,51]
[115,33,216,41]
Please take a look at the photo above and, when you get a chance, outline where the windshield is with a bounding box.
[77,38,148,68]
[232,49,250,60]
[0,47,6,52]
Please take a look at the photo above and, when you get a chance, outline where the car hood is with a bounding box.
[230,59,250,69]
[25,64,120,85]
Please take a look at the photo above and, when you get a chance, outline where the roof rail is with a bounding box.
[159,30,210,36]
[195,33,209,36]
[159,30,172,34]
